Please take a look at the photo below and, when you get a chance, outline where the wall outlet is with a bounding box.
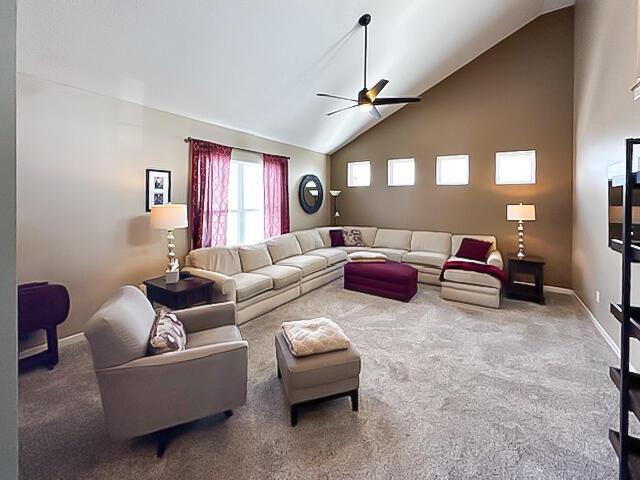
[596,290,601,303]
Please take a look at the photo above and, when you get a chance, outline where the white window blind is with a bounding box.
[436,155,469,185]
[387,158,415,186]
[227,149,264,245]
[347,161,371,187]
[495,150,536,185]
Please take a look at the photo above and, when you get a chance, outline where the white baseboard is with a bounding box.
[544,285,573,295]
[572,290,636,373]
[18,332,85,359]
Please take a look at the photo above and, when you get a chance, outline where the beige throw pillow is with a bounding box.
[343,228,365,247]
[148,309,187,355]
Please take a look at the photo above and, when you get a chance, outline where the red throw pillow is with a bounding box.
[329,229,345,247]
[455,238,492,262]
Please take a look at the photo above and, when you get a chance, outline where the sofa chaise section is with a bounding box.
[440,235,503,308]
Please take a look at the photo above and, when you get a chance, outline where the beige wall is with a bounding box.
[1,0,17,477]
[573,0,640,365]
[331,8,574,288]
[17,74,330,346]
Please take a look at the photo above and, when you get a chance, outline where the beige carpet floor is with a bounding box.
[19,281,619,479]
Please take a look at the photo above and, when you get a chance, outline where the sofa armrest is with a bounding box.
[182,267,236,302]
[487,250,503,270]
[173,301,236,333]
[102,340,248,370]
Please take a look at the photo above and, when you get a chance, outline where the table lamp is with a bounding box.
[150,204,188,283]
[506,203,536,259]
[330,190,342,226]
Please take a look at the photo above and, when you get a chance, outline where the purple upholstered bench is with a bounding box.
[344,261,418,302]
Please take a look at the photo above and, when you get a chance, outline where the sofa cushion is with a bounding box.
[238,244,272,272]
[369,247,407,262]
[343,228,365,247]
[315,227,333,247]
[344,226,378,247]
[442,267,502,289]
[336,246,374,253]
[455,238,493,262]
[276,254,327,277]
[187,325,242,349]
[266,234,303,263]
[308,248,348,266]
[231,272,273,302]
[148,310,187,355]
[188,247,242,276]
[250,264,301,290]
[451,235,497,256]
[329,229,345,247]
[294,230,324,253]
[410,231,452,254]
[402,251,449,268]
[373,229,412,250]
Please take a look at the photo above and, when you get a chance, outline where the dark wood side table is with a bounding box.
[506,254,545,304]
[143,274,215,310]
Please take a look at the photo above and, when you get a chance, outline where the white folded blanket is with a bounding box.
[347,251,387,262]
[281,317,350,357]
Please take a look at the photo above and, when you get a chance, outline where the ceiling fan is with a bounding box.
[317,13,421,119]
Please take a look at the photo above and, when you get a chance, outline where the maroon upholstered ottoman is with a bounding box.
[344,261,418,302]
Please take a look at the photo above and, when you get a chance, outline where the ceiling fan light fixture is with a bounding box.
[317,13,420,117]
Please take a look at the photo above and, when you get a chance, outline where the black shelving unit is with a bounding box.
[610,138,640,480]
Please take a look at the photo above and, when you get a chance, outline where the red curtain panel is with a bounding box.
[263,154,290,238]
[190,140,232,248]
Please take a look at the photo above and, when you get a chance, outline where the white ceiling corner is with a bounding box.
[17,0,567,154]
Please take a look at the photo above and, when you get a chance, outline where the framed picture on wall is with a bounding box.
[145,169,171,212]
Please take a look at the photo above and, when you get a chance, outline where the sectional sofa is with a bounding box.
[182,227,504,324]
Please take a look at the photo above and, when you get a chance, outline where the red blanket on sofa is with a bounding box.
[439,260,507,286]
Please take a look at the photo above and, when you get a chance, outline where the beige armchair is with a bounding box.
[84,286,247,455]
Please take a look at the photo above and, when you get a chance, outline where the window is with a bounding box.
[347,161,371,187]
[387,158,415,186]
[495,150,536,185]
[436,155,469,185]
[226,150,264,245]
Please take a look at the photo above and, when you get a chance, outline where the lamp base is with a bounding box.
[164,270,180,284]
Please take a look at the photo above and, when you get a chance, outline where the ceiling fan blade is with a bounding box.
[366,79,389,101]
[369,106,381,119]
[326,104,358,116]
[373,96,421,106]
[317,93,358,102]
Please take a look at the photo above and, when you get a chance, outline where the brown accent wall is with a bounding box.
[331,7,574,288]
[573,0,640,365]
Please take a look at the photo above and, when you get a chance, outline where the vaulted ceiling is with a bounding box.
[17,0,573,154]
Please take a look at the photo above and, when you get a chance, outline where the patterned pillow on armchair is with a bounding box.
[343,228,365,247]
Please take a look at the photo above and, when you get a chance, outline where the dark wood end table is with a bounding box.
[143,274,215,310]
[506,254,545,304]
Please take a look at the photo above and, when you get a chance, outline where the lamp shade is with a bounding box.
[507,203,536,221]
[329,190,342,197]
[150,204,188,230]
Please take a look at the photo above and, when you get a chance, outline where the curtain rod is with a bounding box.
[184,136,275,157]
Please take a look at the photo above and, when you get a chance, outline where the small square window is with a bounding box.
[387,158,415,186]
[436,155,469,185]
[495,150,536,185]
[347,161,371,187]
